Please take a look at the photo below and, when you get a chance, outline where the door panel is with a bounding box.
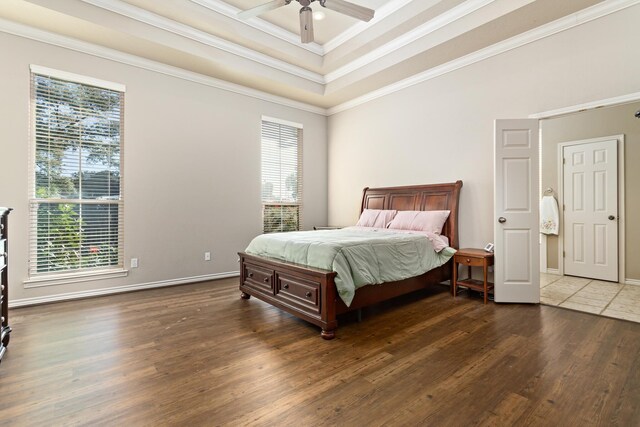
[504,229,531,282]
[563,139,618,281]
[494,119,540,303]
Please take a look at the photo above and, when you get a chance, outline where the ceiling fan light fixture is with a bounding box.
[299,6,314,44]
[313,10,326,21]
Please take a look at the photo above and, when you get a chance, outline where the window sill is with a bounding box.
[23,269,129,289]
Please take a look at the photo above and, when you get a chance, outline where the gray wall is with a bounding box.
[541,101,640,280]
[327,5,640,283]
[0,32,328,304]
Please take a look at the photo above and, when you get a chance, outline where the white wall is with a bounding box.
[327,6,640,251]
[0,32,327,304]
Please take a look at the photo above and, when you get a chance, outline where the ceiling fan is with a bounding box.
[238,0,375,44]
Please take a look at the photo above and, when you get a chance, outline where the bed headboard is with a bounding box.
[360,181,463,249]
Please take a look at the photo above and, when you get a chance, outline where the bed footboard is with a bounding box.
[239,252,339,339]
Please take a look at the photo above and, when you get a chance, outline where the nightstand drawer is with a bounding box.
[456,256,485,267]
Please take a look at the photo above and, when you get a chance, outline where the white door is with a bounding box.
[494,119,540,303]
[563,139,618,281]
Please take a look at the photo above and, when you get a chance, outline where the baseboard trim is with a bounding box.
[546,268,560,275]
[625,278,640,286]
[9,271,240,308]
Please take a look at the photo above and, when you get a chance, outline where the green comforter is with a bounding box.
[245,227,456,306]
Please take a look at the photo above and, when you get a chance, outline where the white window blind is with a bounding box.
[29,71,124,276]
[261,120,302,233]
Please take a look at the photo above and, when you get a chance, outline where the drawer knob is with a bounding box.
[248,273,253,278]
[263,277,269,283]
[1,316,4,323]
[1,285,4,291]
[466,258,471,263]
[283,284,289,289]
[305,291,312,298]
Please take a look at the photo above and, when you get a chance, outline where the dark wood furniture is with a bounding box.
[239,181,463,339]
[452,248,494,304]
[0,207,12,364]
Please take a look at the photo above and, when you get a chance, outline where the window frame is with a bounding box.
[25,65,127,286]
[261,116,303,234]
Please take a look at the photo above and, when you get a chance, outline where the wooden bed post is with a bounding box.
[320,274,338,340]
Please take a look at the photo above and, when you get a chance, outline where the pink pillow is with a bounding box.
[388,210,450,234]
[355,209,397,228]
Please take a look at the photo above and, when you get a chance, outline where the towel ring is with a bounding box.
[543,188,555,196]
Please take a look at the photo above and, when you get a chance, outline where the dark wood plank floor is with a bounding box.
[1,278,639,426]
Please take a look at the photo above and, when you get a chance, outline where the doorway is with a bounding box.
[494,99,639,321]
[536,100,639,322]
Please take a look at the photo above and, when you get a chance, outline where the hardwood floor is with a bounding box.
[1,278,639,426]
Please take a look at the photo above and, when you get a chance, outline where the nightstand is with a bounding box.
[452,248,494,304]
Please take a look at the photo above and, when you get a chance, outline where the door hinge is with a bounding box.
[563,251,566,258]
[563,158,566,164]
[563,204,565,211]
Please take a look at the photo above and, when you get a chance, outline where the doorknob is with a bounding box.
[498,217,507,223]
[608,215,615,221]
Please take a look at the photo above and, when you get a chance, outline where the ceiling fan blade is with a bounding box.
[299,6,314,44]
[320,0,375,22]
[238,0,288,19]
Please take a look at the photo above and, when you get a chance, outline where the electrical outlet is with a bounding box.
[131,258,138,268]
[204,252,211,261]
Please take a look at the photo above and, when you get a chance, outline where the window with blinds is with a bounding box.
[261,119,302,233]
[29,68,124,276]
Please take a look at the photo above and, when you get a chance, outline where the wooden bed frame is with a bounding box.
[238,181,463,339]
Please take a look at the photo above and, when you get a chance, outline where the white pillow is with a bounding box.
[355,209,397,228]
[387,210,450,235]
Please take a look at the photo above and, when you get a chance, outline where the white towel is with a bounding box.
[540,195,559,235]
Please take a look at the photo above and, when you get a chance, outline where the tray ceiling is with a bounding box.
[0,0,615,111]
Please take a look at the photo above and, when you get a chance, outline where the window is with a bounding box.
[261,118,302,233]
[29,66,124,277]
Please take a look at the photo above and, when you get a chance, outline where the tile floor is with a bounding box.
[540,273,640,323]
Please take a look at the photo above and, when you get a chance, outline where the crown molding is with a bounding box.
[322,0,415,53]
[0,18,328,115]
[529,91,640,119]
[325,0,494,83]
[328,0,640,115]
[189,0,324,55]
[80,0,325,84]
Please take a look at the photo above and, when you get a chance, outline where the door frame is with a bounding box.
[556,135,625,282]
